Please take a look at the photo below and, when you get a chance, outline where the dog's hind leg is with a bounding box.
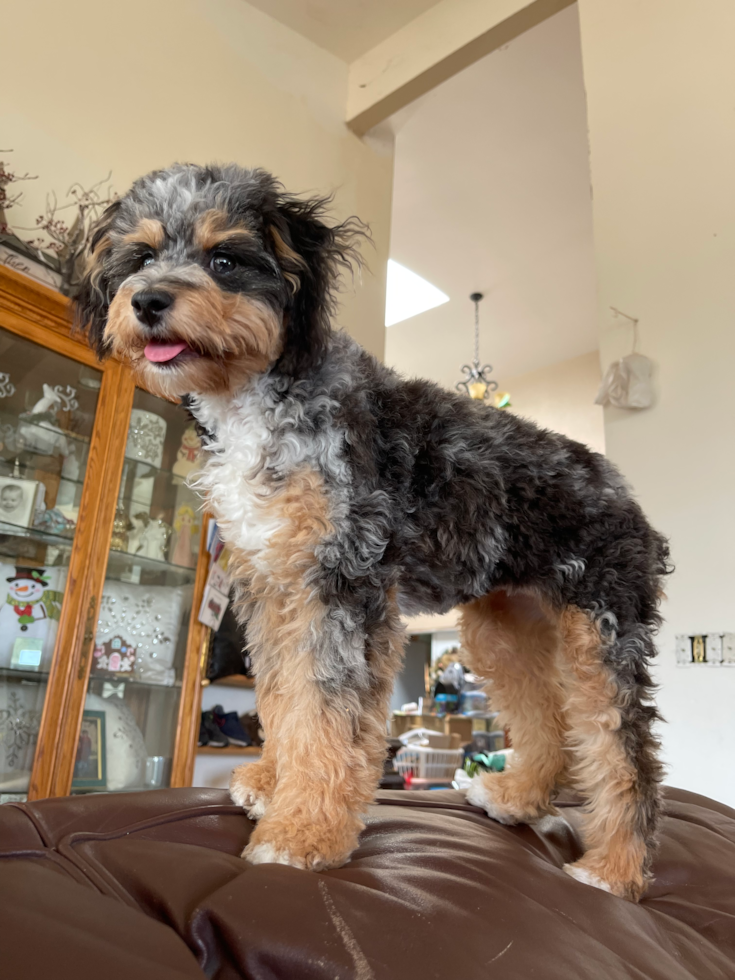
[460,590,567,824]
[558,606,662,901]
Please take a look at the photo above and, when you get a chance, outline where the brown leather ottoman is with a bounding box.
[2,786,734,979]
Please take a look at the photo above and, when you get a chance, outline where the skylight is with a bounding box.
[385,259,449,327]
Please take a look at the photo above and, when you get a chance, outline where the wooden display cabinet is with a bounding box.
[0,265,210,802]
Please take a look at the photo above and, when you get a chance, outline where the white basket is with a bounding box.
[395,745,464,780]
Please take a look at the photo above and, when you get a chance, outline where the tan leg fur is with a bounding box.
[227,467,404,870]
[558,607,648,901]
[460,590,567,823]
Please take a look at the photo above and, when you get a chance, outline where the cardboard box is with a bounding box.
[390,713,445,737]
[445,715,473,745]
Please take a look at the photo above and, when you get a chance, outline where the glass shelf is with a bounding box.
[0,458,87,490]
[0,519,75,544]
[0,666,50,683]
[86,675,182,692]
[0,508,76,575]
[120,458,200,483]
[106,547,198,586]
[0,407,92,447]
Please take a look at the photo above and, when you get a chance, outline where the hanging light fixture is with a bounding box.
[456,293,511,407]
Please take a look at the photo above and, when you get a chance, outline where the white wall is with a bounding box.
[2,0,393,358]
[501,351,604,454]
[578,0,735,805]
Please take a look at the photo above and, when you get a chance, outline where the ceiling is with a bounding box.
[243,0,441,62]
[385,5,597,389]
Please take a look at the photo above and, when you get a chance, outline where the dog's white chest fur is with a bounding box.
[189,389,285,566]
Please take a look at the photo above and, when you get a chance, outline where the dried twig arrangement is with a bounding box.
[0,151,117,296]
[0,152,38,234]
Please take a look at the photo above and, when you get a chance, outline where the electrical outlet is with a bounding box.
[723,633,735,664]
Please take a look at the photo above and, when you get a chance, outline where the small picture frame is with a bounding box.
[0,476,38,529]
[72,710,107,790]
[198,584,229,631]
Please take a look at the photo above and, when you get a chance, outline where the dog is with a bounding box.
[77,163,670,901]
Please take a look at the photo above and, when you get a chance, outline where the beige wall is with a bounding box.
[3,0,392,358]
[500,351,604,454]
[578,0,735,805]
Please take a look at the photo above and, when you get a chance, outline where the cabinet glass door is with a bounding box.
[0,326,101,802]
[74,388,202,794]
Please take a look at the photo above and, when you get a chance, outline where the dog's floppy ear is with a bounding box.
[269,195,369,378]
[73,199,122,358]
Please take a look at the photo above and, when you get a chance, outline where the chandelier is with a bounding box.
[455,293,511,407]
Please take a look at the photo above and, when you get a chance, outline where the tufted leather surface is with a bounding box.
[2,786,734,979]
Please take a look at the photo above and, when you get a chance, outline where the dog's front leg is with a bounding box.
[240,587,404,872]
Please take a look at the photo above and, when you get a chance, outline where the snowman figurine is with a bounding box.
[0,567,57,669]
[1,567,51,632]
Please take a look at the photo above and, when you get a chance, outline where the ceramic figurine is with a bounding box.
[137,516,172,561]
[17,384,70,456]
[126,512,149,555]
[172,425,202,483]
[110,507,132,552]
[171,505,199,567]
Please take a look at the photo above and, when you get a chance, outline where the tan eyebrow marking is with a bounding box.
[122,217,165,249]
[195,209,253,251]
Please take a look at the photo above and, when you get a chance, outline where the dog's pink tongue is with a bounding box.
[144,340,189,363]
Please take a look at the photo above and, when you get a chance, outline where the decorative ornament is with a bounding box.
[17,384,71,455]
[126,511,149,555]
[110,506,132,552]
[456,293,511,408]
[125,409,167,469]
[92,634,137,678]
[595,308,654,410]
[171,505,199,567]
[172,424,202,483]
[0,373,15,398]
[137,515,172,561]
[51,385,78,412]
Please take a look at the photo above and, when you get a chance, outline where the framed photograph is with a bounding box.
[71,710,107,790]
[0,477,38,529]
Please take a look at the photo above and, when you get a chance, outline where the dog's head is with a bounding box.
[75,163,366,398]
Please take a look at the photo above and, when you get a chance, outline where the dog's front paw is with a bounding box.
[242,815,360,871]
[229,760,275,820]
[244,840,308,868]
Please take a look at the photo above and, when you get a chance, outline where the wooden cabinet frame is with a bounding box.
[0,265,209,798]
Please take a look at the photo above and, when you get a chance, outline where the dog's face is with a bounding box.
[76,164,364,398]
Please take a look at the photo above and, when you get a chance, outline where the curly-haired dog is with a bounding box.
[77,163,670,901]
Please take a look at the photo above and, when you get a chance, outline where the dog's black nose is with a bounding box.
[131,289,174,327]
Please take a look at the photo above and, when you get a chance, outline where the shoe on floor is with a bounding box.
[201,710,229,748]
[198,715,209,747]
[218,711,252,747]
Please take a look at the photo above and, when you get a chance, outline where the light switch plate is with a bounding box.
[706,633,723,664]
[674,635,691,665]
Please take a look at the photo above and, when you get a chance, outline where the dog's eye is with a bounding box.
[140,253,155,269]
[211,253,235,274]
